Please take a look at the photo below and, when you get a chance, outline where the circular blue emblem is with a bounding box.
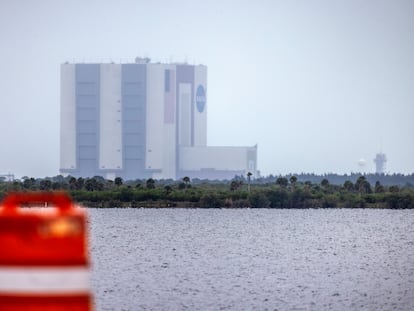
[196,85,206,113]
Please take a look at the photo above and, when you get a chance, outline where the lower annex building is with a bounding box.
[60,58,258,180]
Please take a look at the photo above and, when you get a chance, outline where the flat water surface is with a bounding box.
[88,209,414,310]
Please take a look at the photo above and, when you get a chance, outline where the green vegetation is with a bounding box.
[1,175,414,209]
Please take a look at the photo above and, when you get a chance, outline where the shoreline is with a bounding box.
[79,201,410,209]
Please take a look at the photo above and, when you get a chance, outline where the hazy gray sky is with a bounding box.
[0,0,413,178]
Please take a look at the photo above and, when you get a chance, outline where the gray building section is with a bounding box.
[121,64,148,180]
[175,65,195,146]
[75,64,100,176]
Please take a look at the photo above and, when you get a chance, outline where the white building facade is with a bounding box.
[60,58,257,180]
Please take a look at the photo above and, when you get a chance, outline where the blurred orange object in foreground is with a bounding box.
[0,192,93,311]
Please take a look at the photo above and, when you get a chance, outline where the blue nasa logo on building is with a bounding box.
[196,85,206,113]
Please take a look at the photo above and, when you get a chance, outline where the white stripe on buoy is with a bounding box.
[0,267,90,293]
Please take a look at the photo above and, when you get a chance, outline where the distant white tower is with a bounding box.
[374,153,387,174]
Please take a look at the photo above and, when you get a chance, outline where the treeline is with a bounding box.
[252,173,414,187]
[0,175,413,209]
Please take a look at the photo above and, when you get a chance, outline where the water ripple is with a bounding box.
[88,209,414,311]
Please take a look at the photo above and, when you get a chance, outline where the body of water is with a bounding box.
[88,208,414,310]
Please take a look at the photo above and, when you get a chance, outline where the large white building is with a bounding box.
[60,58,258,180]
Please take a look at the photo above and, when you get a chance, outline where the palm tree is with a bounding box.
[39,179,52,191]
[146,178,155,189]
[290,175,298,190]
[276,177,288,188]
[164,185,173,195]
[247,172,252,193]
[289,176,297,184]
[320,178,331,194]
[356,176,371,194]
[343,180,354,192]
[77,177,85,190]
[68,177,77,190]
[374,181,384,193]
[230,180,243,191]
[321,178,330,188]
[85,178,96,191]
[114,177,123,187]
[182,176,191,188]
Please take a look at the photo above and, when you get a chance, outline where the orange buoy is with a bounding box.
[0,192,93,311]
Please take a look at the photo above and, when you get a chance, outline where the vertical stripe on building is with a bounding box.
[60,64,76,172]
[75,64,100,176]
[164,69,175,124]
[99,64,122,173]
[175,65,194,174]
[121,64,147,180]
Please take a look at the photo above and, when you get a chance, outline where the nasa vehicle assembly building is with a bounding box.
[60,58,258,180]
